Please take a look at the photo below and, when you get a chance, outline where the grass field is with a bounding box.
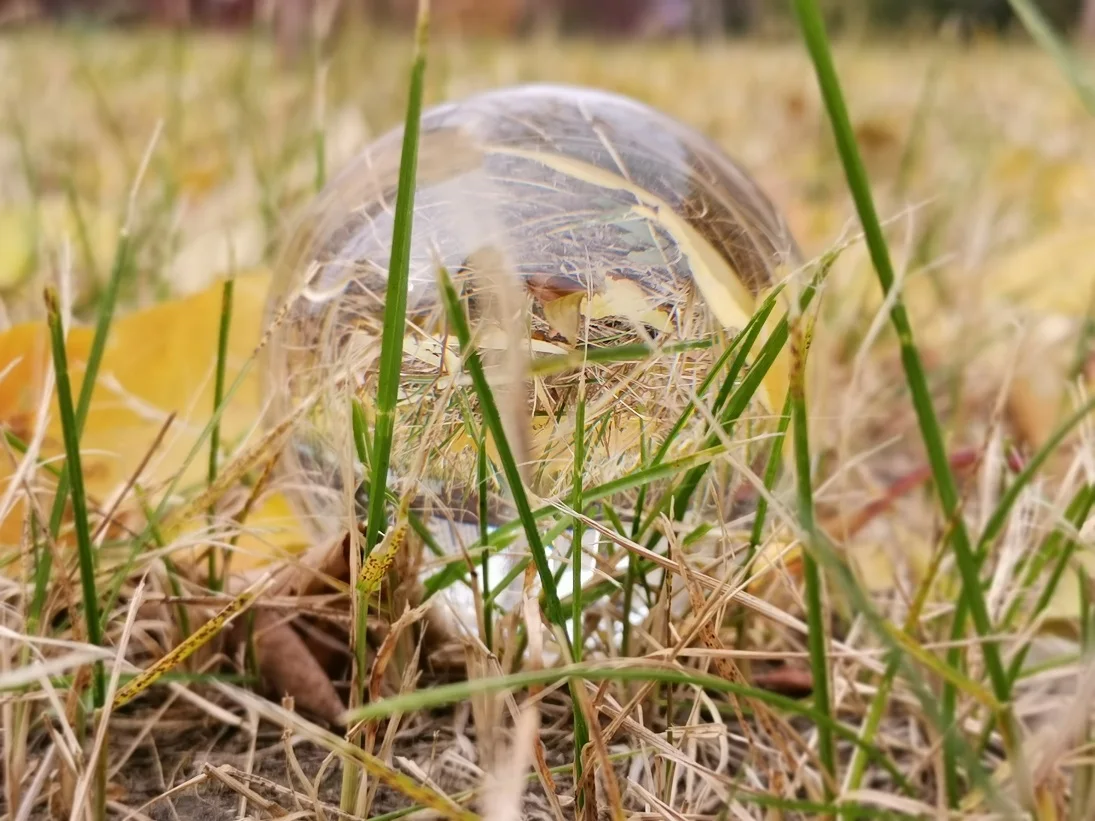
[2,12,1095,820]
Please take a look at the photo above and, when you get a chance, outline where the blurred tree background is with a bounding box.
[1,0,1094,39]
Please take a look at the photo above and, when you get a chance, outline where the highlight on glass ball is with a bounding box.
[262,83,801,557]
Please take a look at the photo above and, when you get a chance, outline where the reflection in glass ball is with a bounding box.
[262,84,800,601]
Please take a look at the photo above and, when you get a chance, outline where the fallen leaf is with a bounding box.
[232,610,346,726]
[986,225,1095,318]
[981,225,1095,451]
[751,665,813,698]
[0,269,309,565]
[539,290,586,344]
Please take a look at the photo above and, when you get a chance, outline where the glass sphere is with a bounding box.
[263,83,800,553]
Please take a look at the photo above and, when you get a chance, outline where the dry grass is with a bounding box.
[2,18,1095,821]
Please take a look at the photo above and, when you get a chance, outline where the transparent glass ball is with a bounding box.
[263,83,800,557]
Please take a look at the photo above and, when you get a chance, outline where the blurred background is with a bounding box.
[2,1,1094,45]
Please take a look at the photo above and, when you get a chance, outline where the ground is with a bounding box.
[2,18,1095,821]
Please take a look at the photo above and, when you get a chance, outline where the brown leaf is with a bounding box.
[235,611,346,726]
[751,666,814,699]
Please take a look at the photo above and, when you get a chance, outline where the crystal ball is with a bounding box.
[262,83,800,554]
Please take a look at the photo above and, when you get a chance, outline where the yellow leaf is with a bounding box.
[985,225,1095,317]
[976,225,1095,450]
[540,291,585,344]
[0,270,309,569]
[589,276,673,334]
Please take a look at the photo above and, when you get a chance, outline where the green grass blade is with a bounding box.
[747,390,793,560]
[351,396,370,466]
[951,396,1095,764]
[639,271,823,547]
[528,337,715,377]
[788,310,835,791]
[421,448,722,599]
[147,363,254,523]
[789,0,1015,801]
[648,285,783,463]
[342,11,429,811]
[206,276,235,591]
[3,431,62,479]
[486,518,574,609]
[363,11,428,558]
[436,265,564,627]
[1005,483,1095,685]
[56,232,130,529]
[421,275,813,600]
[45,288,104,708]
[787,524,1005,806]
[1006,0,1095,115]
[843,650,902,803]
[477,433,492,650]
[571,382,586,659]
[343,660,911,790]
[969,483,1095,754]
[569,375,590,799]
[28,232,129,638]
[137,488,191,638]
[976,395,1095,558]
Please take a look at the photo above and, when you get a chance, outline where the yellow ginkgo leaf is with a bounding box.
[0,269,309,570]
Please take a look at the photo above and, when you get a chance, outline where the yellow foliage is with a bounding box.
[0,270,308,565]
[986,224,1095,317]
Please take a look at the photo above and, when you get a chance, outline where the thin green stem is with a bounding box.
[436,265,565,628]
[1006,0,1095,115]
[362,12,428,559]
[478,434,492,651]
[571,387,586,659]
[45,288,104,708]
[206,276,235,591]
[789,0,1015,801]
[789,313,835,793]
[29,234,129,635]
[747,391,793,565]
[569,377,590,802]
[342,8,428,812]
